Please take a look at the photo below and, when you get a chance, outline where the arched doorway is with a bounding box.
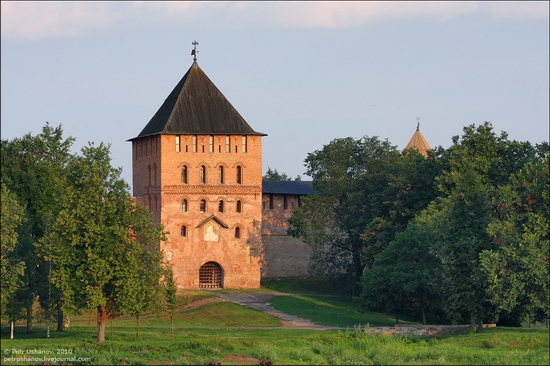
[199,262,223,289]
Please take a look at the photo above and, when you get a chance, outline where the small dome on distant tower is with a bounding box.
[405,120,431,157]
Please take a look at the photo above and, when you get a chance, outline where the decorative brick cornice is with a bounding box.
[162,184,261,196]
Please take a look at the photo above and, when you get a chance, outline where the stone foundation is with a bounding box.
[364,325,470,337]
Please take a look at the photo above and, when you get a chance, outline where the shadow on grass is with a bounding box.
[268,295,419,328]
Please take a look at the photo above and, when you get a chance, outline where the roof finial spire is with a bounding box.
[191,40,199,62]
[416,117,420,131]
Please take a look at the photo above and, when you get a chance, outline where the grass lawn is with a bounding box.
[261,277,419,327]
[2,323,548,365]
[67,299,282,330]
[1,279,548,365]
[267,294,417,327]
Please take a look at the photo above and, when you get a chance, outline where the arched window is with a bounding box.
[182,165,188,184]
[236,166,242,184]
[235,227,241,239]
[181,199,188,212]
[200,199,206,213]
[181,225,187,237]
[219,166,224,184]
[242,136,247,153]
[148,165,152,185]
[153,164,157,186]
[236,200,242,213]
[200,166,206,184]
[218,200,224,213]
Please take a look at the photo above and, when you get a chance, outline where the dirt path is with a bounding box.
[212,292,340,330]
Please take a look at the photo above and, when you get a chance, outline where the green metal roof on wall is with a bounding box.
[262,180,315,195]
[129,62,266,140]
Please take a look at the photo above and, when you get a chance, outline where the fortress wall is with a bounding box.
[261,192,312,279]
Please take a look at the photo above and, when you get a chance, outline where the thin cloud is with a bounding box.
[1,1,547,41]
[482,1,549,20]
[1,2,120,41]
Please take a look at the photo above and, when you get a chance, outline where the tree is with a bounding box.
[116,205,167,337]
[163,266,178,338]
[424,123,502,326]
[1,182,26,334]
[425,122,544,327]
[429,176,495,326]
[1,123,74,334]
[360,147,444,268]
[361,215,442,325]
[480,152,549,326]
[362,123,548,327]
[41,142,166,343]
[263,167,301,181]
[0,183,25,300]
[289,136,401,295]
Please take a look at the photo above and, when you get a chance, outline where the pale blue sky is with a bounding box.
[2,1,548,185]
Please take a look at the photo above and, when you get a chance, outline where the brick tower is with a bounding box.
[128,59,266,289]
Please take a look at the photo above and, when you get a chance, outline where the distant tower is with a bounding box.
[404,119,432,157]
[128,50,266,289]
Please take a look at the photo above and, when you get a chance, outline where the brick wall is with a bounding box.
[133,133,263,289]
[261,193,312,279]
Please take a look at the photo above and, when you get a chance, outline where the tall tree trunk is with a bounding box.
[26,306,33,334]
[10,320,15,339]
[470,313,477,331]
[421,307,427,325]
[97,305,107,344]
[56,308,64,332]
[352,249,363,298]
[171,315,174,338]
[136,315,141,338]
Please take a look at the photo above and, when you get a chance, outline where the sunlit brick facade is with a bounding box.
[129,62,265,289]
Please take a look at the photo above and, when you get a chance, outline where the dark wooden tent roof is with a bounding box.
[129,62,265,140]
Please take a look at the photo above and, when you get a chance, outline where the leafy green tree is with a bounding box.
[289,136,401,295]
[425,122,545,327]
[361,215,442,324]
[0,183,25,287]
[480,153,549,325]
[117,205,167,337]
[360,147,444,267]
[430,173,495,326]
[263,167,301,181]
[0,123,74,333]
[162,266,179,338]
[425,123,503,326]
[41,142,166,343]
[11,210,39,334]
[1,183,26,325]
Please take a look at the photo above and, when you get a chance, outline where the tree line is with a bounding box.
[288,122,549,328]
[1,123,176,343]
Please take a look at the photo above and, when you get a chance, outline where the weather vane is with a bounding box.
[416,118,420,131]
[191,40,199,62]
